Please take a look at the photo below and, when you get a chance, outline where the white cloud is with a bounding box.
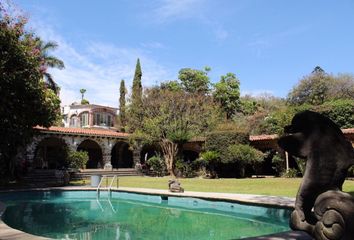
[152,0,204,23]
[28,19,174,107]
[150,0,229,41]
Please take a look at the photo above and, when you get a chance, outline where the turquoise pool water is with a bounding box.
[0,190,291,239]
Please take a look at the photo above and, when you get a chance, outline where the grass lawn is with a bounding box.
[72,176,354,198]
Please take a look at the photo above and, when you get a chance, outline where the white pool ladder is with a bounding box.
[97,174,119,198]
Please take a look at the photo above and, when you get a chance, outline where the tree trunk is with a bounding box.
[160,139,178,177]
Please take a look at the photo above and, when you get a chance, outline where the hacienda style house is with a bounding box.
[16,102,354,177]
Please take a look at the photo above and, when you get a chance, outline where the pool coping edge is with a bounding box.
[0,187,312,240]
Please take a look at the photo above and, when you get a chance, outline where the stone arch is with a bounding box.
[111,141,133,168]
[26,135,47,163]
[181,142,202,162]
[33,137,68,169]
[77,139,103,169]
[140,144,161,164]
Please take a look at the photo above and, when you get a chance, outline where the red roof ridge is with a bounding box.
[34,126,130,138]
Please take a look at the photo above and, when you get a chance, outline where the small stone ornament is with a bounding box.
[168,179,184,193]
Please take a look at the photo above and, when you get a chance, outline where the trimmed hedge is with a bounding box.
[205,131,249,153]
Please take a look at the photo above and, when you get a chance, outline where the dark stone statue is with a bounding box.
[278,110,354,240]
[168,179,184,193]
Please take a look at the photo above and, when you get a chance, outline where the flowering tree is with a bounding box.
[0,3,61,180]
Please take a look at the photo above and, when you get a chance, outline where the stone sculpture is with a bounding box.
[168,179,184,193]
[278,110,354,240]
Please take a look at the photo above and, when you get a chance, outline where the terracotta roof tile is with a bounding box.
[34,126,130,138]
[249,128,354,142]
[249,134,279,141]
[342,128,354,134]
[34,126,353,141]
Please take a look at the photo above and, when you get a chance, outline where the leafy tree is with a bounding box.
[178,67,210,94]
[313,99,354,128]
[213,72,241,119]
[119,79,127,128]
[36,39,65,94]
[327,73,354,100]
[160,80,183,92]
[288,67,330,105]
[132,88,219,177]
[239,96,259,116]
[287,67,354,105]
[0,7,61,180]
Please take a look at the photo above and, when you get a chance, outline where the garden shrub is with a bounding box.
[67,150,89,169]
[175,158,196,178]
[205,131,249,163]
[271,152,285,176]
[282,168,299,178]
[226,144,264,177]
[146,155,167,177]
[197,150,220,178]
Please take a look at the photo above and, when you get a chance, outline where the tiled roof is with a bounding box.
[249,128,354,142]
[34,126,354,141]
[34,126,130,138]
[342,128,354,134]
[249,134,279,141]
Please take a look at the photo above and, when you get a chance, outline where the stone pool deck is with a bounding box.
[0,186,312,240]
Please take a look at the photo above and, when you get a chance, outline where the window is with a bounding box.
[69,115,79,127]
[93,112,114,127]
[80,112,89,127]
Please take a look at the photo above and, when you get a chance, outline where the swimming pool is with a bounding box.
[0,190,291,239]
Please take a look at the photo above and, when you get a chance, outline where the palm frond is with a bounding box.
[44,56,65,69]
[41,41,59,52]
[44,72,59,94]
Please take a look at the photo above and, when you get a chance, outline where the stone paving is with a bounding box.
[0,186,312,240]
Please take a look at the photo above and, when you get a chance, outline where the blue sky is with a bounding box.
[12,0,354,107]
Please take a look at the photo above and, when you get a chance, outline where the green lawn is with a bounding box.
[73,176,354,198]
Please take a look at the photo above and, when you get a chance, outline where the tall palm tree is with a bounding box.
[80,88,86,100]
[37,39,65,94]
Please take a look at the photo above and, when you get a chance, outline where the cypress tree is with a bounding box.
[128,58,143,132]
[132,58,142,107]
[119,79,127,128]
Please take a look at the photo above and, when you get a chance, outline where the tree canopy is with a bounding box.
[0,6,61,180]
[287,67,354,105]
[131,88,219,176]
[213,72,241,119]
[178,67,210,94]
